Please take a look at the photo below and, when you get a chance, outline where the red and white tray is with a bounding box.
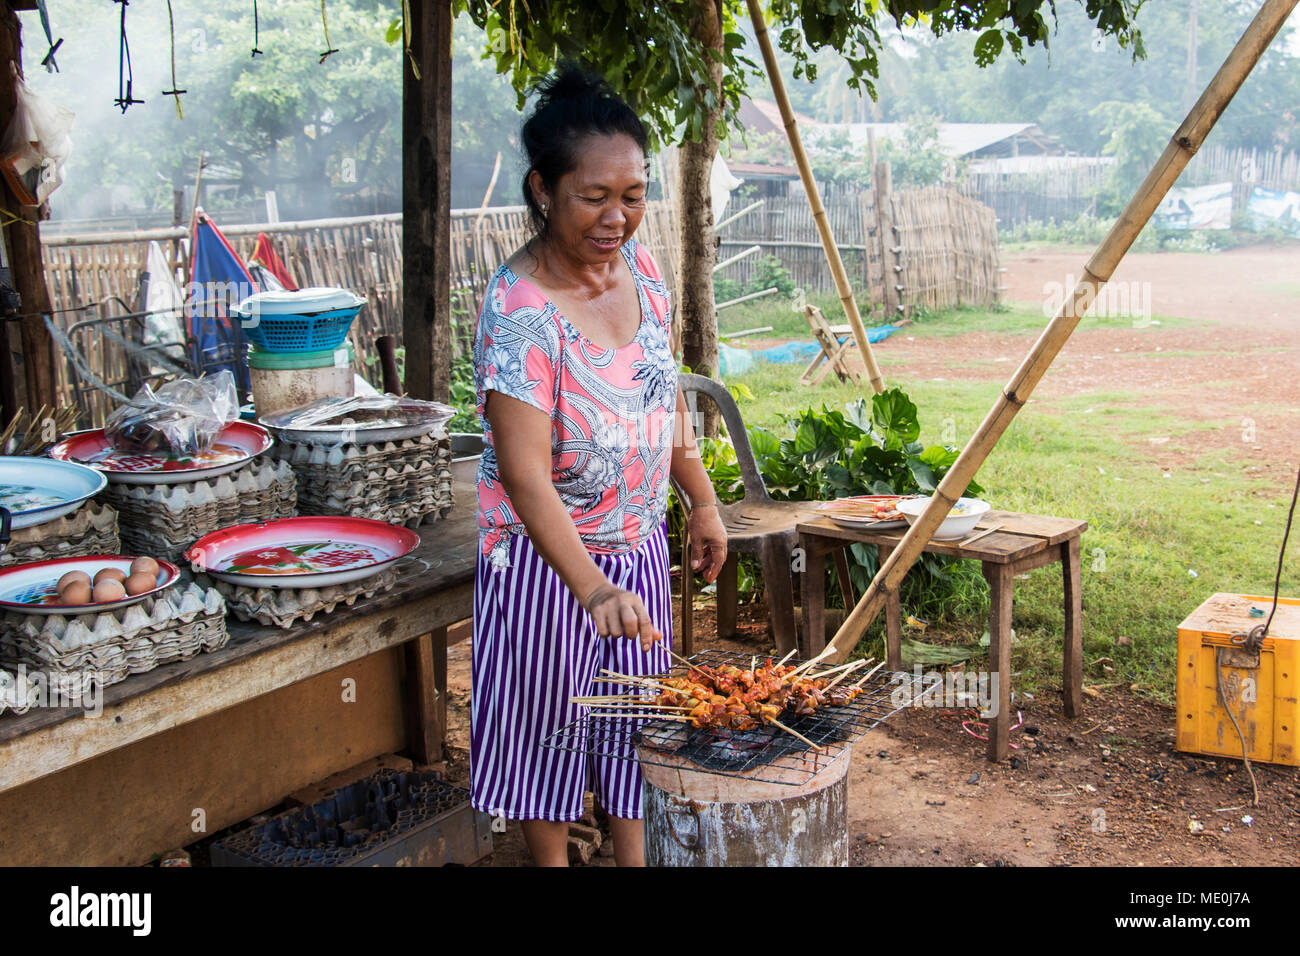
[186,516,420,589]
[49,421,273,485]
[0,555,181,616]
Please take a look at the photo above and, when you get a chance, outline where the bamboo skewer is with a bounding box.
[852,660,888,688]
[824,663,867,691]
[768,718,825,752]
[826,0,1300,666]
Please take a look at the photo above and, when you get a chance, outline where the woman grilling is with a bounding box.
[470,67,728,866]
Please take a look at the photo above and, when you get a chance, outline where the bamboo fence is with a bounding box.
[40,202,682,423]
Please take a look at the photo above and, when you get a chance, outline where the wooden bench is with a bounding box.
[796,510,1088,761]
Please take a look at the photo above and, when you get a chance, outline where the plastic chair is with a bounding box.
[675,372,824,655]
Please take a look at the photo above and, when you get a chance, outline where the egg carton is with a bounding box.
[103,458,297,536]
[103,459,297,564]
[196,567,399,629]
[272,434,445,472]
[273,435,453,527]
[0,502,121,569]
[0,667,40,716]
[0,583,229,689]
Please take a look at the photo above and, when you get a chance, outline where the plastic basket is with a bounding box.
[237,306,361,353]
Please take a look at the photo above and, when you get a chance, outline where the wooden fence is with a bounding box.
[718,183,1001,316]
[40,202,681,422]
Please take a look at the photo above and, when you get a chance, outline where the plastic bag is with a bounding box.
[105,372,239,457]
[259,393,455,433]
[1,69,74,207]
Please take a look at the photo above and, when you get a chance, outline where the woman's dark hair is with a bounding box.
[520,66,649,238]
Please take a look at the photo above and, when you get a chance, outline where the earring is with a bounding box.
[540,203,548,215]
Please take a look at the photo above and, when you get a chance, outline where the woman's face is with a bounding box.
[531,132,647,269]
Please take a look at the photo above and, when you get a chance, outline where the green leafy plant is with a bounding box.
[749,386,982,501]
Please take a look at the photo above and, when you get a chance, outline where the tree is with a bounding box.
[858,0,1300,154]
[457,1,1144,393]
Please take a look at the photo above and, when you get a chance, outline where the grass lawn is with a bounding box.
[716,303,1295,706]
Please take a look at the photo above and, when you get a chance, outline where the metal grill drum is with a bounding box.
[641,741,851,866]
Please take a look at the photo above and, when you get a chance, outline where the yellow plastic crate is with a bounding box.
[1176,593,1299,767]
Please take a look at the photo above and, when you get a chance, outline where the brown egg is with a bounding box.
[93,567,127,586]
[129,556,160,577]
[91,579,127,604]
[123,571,156,596]
[57,570,91,593]
[59,580,92,606]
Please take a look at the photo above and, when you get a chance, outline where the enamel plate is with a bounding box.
[0,457,107,530]
[0,555,180,616]
[187,516,421,589]
[49,421,273,485]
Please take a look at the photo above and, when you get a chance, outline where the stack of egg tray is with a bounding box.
[0,666,39,716]
[101,458,297,565]
[0,502,120,569]
[270,434,453,527]
[0,582,229,691]
[196,567,399,629]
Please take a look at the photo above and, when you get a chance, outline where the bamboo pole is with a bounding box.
[744,0,886,395]
[827,0,1300,664]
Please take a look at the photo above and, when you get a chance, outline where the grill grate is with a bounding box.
[541,648,923,787]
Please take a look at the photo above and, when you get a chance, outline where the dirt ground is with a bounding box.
[443,244,1300,867]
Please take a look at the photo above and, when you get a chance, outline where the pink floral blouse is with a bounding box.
[473,240,678,570]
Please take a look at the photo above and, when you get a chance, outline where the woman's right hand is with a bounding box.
[582,584,663,653]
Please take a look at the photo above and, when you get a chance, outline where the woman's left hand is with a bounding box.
[687,505,728,584]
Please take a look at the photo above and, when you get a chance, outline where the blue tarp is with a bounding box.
[718,325,900,378]
[187,215,258,393]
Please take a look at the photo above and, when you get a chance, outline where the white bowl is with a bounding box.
[896,496,991,540]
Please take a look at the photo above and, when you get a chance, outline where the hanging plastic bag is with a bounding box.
[105,371,239,457]
[0,69,74,207]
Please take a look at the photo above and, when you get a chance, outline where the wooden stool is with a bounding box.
[796,510,1088,761]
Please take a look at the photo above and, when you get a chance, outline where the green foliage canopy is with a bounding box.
[456,0,1144,148]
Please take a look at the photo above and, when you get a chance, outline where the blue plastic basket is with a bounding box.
[237,305,361,352]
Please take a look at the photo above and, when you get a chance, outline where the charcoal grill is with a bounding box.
[210,769,492,867]
[541,648,922,787]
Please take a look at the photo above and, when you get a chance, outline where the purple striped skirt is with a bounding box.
[469,523,674,822]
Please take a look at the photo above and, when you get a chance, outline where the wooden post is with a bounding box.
[0,5,56,414]
[826,0,1300,664]
[874,161,901,318]
[401,0,452,404]
[744,0,885,395]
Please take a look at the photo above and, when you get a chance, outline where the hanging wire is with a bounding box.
[162,1,187,119]
[35,0,63,73]
[113,0,144,113]
[250,0,263,56]
[318,0,339,63]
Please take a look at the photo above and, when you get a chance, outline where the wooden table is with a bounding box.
[0,484,479,865]
[796,510,1087,761]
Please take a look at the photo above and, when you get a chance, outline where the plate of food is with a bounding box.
[0,555,180,615]
[0,457,107,531]
[49,421,273,485]
[186,516,421,589]
[818,494,911,531]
